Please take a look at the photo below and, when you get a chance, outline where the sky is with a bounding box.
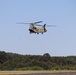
[0,0,76,56]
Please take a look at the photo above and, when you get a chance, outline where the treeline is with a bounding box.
[0,51,76,70]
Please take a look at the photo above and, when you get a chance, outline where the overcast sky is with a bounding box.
[0,0,76,56]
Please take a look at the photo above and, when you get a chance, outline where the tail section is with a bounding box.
[43,24,47,32]
[43,24,46,27]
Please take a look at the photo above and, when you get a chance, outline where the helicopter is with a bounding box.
[17,21,56,34]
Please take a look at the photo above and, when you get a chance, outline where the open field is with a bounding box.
[0,70,76,75]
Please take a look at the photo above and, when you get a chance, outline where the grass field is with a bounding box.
[0,70,76,75]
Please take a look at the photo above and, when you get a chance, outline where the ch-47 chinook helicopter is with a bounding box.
[17,21,56,34]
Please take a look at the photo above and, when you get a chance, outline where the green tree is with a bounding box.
[43,53,50,57]
[0,51,7,64]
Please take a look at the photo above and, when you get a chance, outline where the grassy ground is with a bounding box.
[0,70,76,75]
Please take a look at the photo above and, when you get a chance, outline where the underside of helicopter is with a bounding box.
[29,29,36,34]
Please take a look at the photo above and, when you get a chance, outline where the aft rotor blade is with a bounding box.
[34,21,43,24]
[46,25,56,27]
[35,25,42,26]
[36,24,56,27]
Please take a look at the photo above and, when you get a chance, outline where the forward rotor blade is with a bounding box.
[16,22,31,24]
[34,21,42,24]
[16,21,42,24]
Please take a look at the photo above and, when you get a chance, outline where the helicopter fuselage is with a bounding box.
[29,24,47,34]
